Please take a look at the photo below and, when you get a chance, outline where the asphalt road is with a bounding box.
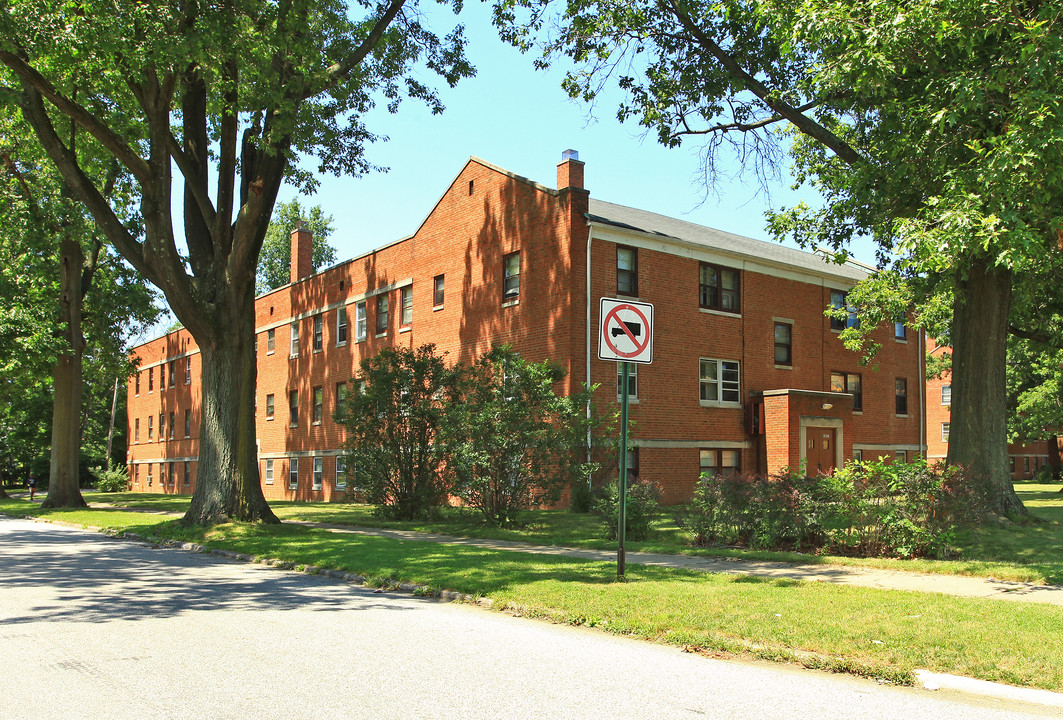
[0,516,1055,720]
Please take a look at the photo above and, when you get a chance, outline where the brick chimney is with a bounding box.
[557,149,584,190]
[290,220,313,284]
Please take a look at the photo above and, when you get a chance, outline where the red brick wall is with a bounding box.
[127,156,923,505]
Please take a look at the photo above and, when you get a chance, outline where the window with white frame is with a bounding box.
[941,384,952,405]
[313,315,323,352]
[699,359,740,403]
[290,322,299,355]
[503,252,520,300]
[335,382,347,419]
[774,322,792,366]
[184,409,192,438]
[185,358,192,384]
[401,286,413,326]
[336,457,347,490]
[336,307,348,346]
[942,422,950,442]
[313,386,323,424]
[895,377,909,415]
[288,458,299,489]
[616,362,637,399]
[267,328,276,352]
[313,457,323,490]
[266,393,275,418]
[617,246,638,296]
[289,390,299,427]
[265,459,274,485]
[355,301,367,341]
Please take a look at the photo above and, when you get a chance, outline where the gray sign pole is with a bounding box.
[618,360,629,580]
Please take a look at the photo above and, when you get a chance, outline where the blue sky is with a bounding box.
[273,2,879,267]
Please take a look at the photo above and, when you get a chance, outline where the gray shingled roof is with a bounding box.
[587,198,867,282]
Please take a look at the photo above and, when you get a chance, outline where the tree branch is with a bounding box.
[0,50,152,183]
[314,0,408,98]
[664,0,866,167]
[1009,325,1063,349]
[15,81,153,283]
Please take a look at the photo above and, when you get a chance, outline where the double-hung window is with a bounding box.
[376,294,389,334]
[336,457,347,490]
[290,322,300,356]
[289,390,299,427]
[400,286,413,326]
[184,409,191,438]
[313,315,323,352]
[617,246,637,296]
[267,328,276,352]
[895,378,909,416]
[829,290,859,330]
[941,384,952,405]
[503,252,521,300]
[313,457,323,490]
[185,358,191,384]
[336,307,348,346]
[289,458,299,489]
[942,422,950,442]
[265,459,274,485]
[313,386,323,424]
[774,323,792,366]
[699,263,740,312]
[335,383,347,418]
[355,301,367,341]
[830,372,863,411]
[700,449,741,479]
[265,393,275,419]
[617,363,637,399]
[433,274,445,306]
[699,359,740,404]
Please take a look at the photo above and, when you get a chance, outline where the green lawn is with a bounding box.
[79,483,1063,584]
[4,496,1063,691]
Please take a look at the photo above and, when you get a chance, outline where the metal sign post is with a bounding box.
[618,360,630,579]
[598,298,654,581]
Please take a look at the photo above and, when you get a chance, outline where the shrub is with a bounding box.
[596,480,660,542]
[448,346,594,528]
[91,464,128,493]
[675,459,990,559]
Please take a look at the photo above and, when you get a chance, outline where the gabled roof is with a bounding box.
[587,198,867,283]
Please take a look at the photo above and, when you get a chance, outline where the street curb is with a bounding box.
[914,670,1063,709]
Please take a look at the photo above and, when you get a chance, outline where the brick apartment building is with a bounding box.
[125,152,924,504]
[925,338,1060,480]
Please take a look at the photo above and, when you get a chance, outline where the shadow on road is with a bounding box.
[0,522,415,625]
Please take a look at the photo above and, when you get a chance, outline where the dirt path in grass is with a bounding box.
[47,497,1063,607]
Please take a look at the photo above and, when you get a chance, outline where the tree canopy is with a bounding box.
[497,0,1063,515]
[0,0,473,523]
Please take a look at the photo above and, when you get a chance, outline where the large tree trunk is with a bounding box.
[947,257,1027,517]
[42,236,87,509]
[183,290,278,525]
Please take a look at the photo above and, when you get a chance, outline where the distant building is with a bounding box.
[924,338,1059,479]
[126,153,924,503]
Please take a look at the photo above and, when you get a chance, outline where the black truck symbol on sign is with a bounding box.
[611,321,642,338]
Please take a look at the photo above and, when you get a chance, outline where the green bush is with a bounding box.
[91,464,128,493]
[675,459,990,559]
[596,480,660,541]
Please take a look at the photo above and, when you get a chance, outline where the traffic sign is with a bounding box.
[598,298,654,364]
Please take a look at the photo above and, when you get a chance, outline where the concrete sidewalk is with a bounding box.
[17,496,1061,606]
[287,520,1063,606]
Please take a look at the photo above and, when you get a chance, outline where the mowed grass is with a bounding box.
[78,482,1063,584]
[5,496,1063,691]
